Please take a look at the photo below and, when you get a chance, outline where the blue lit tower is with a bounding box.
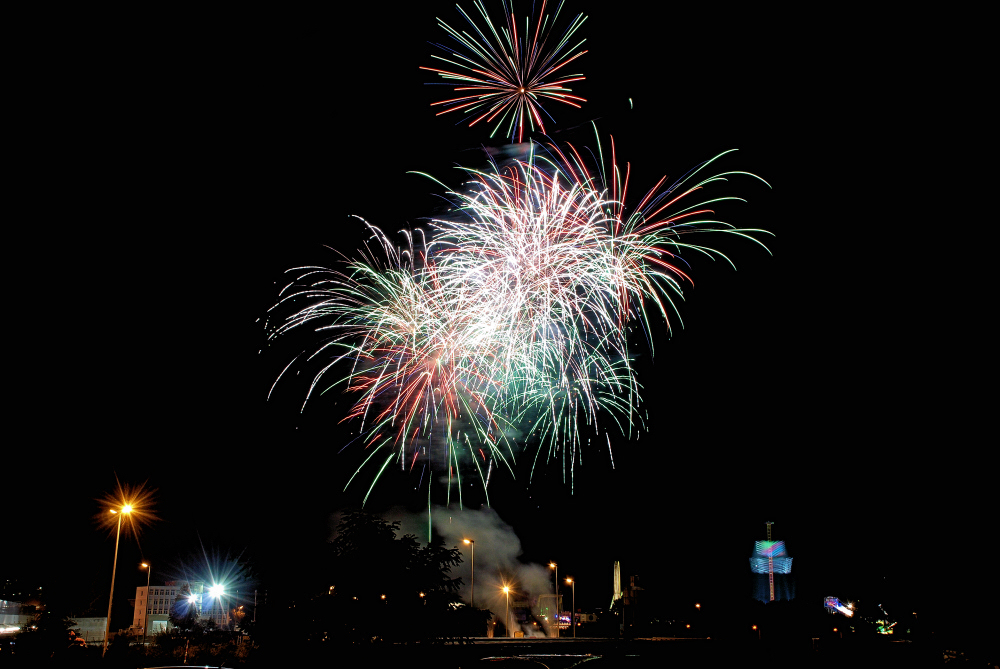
[750,521,794,602]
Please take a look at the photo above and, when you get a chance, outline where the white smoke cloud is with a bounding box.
[398,505,558,637]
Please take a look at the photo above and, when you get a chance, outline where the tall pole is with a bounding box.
[549,563,559,638]
[141,563,151,646]
[464,539,475,607]
[103,509,125,656]
[503,586,510,638]
[566,578,575,638]
[766,521,775,602]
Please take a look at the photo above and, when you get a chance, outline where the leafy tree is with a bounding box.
[235,604,256,637]
[302,510,471,644]
[14,611,78,663]
[169,584,199,632]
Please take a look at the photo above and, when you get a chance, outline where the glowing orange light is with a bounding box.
[96,480,158,539]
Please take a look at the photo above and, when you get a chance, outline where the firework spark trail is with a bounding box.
[424,150,643,457]
[421,0,588,142]
[267,132,771,500]
[268,221,519,505]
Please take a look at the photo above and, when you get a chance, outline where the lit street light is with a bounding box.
[503,586,511,638]
[463,539,475,607]
[565,577,575,638]
[140,562,151,645]
[549,562,558,638]
[103,505,132,656]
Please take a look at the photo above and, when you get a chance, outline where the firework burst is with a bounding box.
[420,133,772,484]
[267,130,771,501]
[268,224,518,507]
[421,0,587,142]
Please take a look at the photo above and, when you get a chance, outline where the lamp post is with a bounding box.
[503,586,511,638]
[140,563,151,645]
[565,577,575,638]
[463,539,475,607]
[103,505,132,655]
[210,584,224,629]
[549,562,558,638]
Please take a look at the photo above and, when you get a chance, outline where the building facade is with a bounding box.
[131,581,233,635]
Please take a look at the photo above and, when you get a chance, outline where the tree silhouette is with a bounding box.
[299,510,484,644]
[168,584,199,632]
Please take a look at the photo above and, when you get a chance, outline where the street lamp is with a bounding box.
[140,563,151,645]
[503,586,511,638]
[103,505,132,655]
[565,577,575,638]
[549,563,558,638]
[463,539,475,607]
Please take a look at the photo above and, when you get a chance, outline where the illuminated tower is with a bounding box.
[749,521,794,602]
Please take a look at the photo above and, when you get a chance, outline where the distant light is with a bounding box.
[122,505,133,514]
[209,584,224,598]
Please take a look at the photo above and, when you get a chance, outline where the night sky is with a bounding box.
[8,0,990,640]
